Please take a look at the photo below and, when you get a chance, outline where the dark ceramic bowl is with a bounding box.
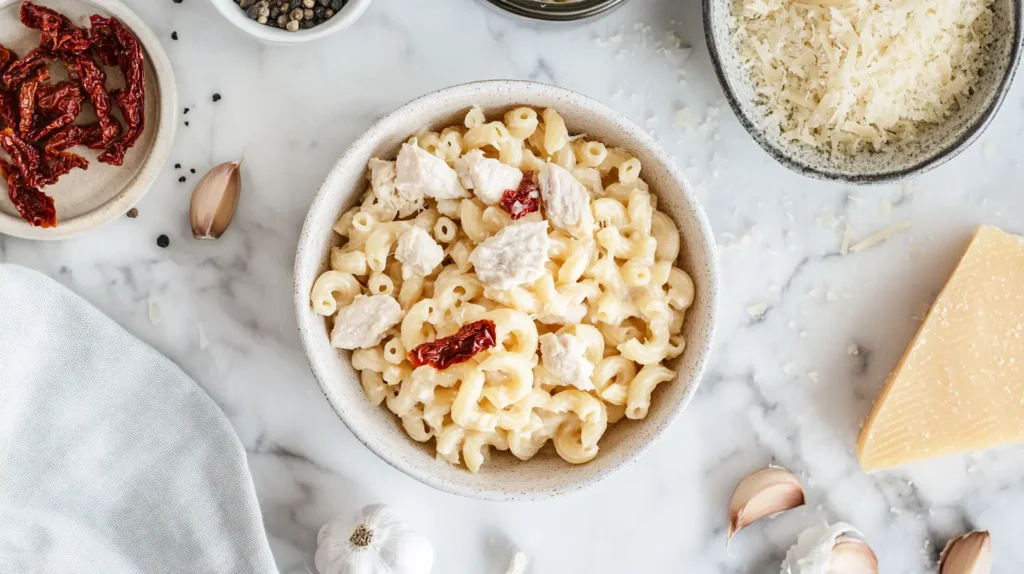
[484,0,627,21]
[703,0,1023,184]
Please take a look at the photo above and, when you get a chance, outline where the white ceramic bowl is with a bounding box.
[208,0,372,45]
[0,0,176,240]
[294,81,719,500]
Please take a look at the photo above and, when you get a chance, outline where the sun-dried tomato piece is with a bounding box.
[89,15,144,166]
[21,1,92,55]
[35,151,86,186]
[409,320,498,370]
[499,172,542,220]
[0,127,84,188]
[0,91,18,130]
[29,81,82,141]
[2,47,53,88]
[0,158,54,227]
[18,64,49,138]
[0,44,18,76]
[43,123,103,158]
[61,51,118,146]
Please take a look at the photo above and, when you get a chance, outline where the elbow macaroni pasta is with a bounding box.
[310,105,696,472]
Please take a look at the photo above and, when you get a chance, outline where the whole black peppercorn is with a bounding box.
[190,168,196,174]
[127,208,138,218]
[246,4,259,19]
[329,0,344,10]
[212,93,222,102]
[300,18,313,28]
[184,107,190,114]
[171,31,178,40]
[270,7,279,18]
[184,121,189,126]
[178,176,186,182]
[290,0,301,9]
[157,235,170,248]
[174,163,181,169]
[313,5,325,17]
[173,0,184,3]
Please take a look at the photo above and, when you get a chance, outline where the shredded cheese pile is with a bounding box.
[733,0,994,153]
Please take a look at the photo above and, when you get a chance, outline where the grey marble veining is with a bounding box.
[3,0,1024,571]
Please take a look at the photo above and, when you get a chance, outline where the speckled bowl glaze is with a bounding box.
[0,0,176,240]
[208,0,372,45]
[704,0,1022,184]
[294,80,719,501]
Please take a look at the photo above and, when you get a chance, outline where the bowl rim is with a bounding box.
[293,79,720,500]
[702,0,1024,184]
[482,0,627,21]
[0,0,177,240]
[206,0,372,45]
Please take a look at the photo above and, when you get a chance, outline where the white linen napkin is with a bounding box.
[0,264,278,574]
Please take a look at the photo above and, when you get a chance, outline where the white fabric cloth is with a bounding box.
[0,264,278,574]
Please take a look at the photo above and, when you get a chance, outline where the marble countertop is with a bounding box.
[4,0,1024,571]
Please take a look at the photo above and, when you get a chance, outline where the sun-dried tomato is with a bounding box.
[0,159,54,228]
[29,81,82,141]
[35,151,87,186]
[0,91,18,130]
[61,51,118,146]
[18,64,49,138]
[0,44,18,76]
[90,15,144,166]
[2,47,53,88]
[0,127,84,188]
[43,123,102,158]
[499,172,542,220]
[21,1,92,55]
[409,320,498,370]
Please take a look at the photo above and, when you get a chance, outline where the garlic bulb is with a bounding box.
[781,523,878,574]
[314,504,434,574]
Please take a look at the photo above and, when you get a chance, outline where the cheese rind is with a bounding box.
[857,226,1024,471]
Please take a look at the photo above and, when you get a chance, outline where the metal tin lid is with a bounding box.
[484,0,627,21]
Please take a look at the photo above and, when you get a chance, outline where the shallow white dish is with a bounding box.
[294,80,719,501]
[208,0,372,45]
[0,0,176,240]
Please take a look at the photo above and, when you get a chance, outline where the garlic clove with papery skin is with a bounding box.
[728,466,806,545]
[938,531,992,574]
[190,160,242,240]
[781,523,877,574]
[314,504,434,574]
[828,535,879,574]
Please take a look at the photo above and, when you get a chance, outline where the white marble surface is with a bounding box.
[3,0,1024,571]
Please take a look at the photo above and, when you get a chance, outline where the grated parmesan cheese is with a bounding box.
[505,552,528,574]
[849,221,912,253]
[733,0,994,153]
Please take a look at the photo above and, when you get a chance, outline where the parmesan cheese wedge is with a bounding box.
[858,226,1024,471]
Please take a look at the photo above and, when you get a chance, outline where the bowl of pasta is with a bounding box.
[294,80,718,500]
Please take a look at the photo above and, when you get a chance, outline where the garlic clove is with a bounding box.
[939,531,992,574]
[190,160,242,240]
[728,466,806,545]
[829,535,879,574]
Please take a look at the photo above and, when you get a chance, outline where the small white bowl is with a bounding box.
[294,81,719,500]
[208,0,372,45]
[0,0,176,240]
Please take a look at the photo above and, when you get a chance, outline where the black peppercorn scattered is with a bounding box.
[127,208,138,218]
[190,168,196,174]
[212,93,222,102]
[173,0,183,3]
[171,31,178,40]
[157,235,170,248]
[183,107,190,114]
[178,176,186,183]
[184,121,189,126]
[174,163,181,169]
